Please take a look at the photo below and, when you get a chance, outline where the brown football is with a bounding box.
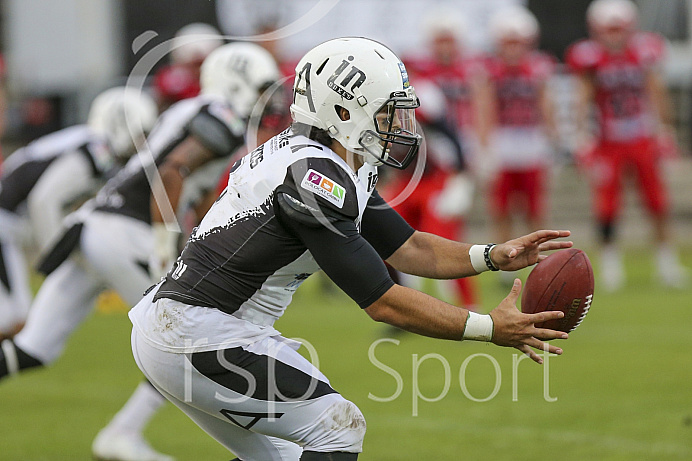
[521,248,594,333]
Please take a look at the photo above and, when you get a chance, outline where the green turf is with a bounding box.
[1,247,691,460]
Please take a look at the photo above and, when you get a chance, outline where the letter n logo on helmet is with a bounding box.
[326,55,367,100]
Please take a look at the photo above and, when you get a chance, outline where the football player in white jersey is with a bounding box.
[129,37,573,461]
[0,43,280,461]
[0,87,157,339]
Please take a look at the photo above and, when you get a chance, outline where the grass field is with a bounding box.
[1,246,691,460]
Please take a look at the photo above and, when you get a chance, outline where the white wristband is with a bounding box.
[469,244,499,273]
[462,312,494,342]
[469,245,487,273]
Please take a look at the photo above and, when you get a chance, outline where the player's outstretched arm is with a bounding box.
[387,229,572,279]
[365,278,567,364]
[364,284,469,340]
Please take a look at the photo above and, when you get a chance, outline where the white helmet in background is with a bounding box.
[200,42,281,119]
[423,6,468,45]
[290,37,421,169]
[587,0,638,30]
[171,23,223,65]
[87,87,158,159]
[490,5,540,43]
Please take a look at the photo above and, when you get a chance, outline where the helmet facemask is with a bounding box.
[358,89,421,169]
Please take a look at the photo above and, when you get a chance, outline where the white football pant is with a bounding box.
[0,238,31,336]
[14,211,154,363]
[132,328,366,460]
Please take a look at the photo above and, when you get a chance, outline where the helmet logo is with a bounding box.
[294,62,316,112]
[398,62,410,89]
[227,55,249,82]
[327,56,367,100]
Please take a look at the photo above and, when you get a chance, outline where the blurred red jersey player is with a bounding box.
[406,7,487,161]
[480,5,557,284]
[394,9,481,309]
[153,23,223,111]
[566,0,688,290]
[382,79,478,309]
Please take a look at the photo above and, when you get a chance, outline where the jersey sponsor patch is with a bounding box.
[300,169,346,208]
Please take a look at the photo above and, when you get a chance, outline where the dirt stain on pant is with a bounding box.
[327,400,366,433]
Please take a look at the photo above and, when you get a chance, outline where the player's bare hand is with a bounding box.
[489,279,568,364]
[491,230,572,271]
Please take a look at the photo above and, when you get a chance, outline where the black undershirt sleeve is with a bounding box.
[276,203,394,309]
[360,191,415,260]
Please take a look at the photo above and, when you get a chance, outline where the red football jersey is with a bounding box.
[153,64,201,105]
[486,51,555,128]
[405,56,486,133]
[565,32,665,142]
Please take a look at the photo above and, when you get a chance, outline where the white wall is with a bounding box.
[3,0,123,95]
[215,0,525,60]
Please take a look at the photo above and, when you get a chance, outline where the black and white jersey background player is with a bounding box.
[129,37,572,461]
[0,87,157,338]
[0,43,281,461]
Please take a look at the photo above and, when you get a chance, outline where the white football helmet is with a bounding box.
[587,0,638,30]
[423,6,468,45]
[200,42,281,119]
[170,23,223,65]
[87,87,158,159]
[489,6,540,43]
[290,37,421,169]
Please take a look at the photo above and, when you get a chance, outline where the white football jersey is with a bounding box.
[131,128,379,352]
[0,125,114,214]
[0,125,116,247]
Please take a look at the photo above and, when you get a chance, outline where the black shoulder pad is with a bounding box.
[284,157,359,220]
[274,185,344,228]
[187,104,244,157]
